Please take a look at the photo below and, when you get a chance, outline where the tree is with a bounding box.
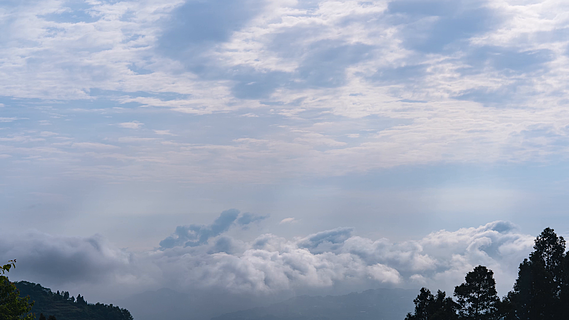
[509,227,566,320]
[454,265,500,320]
[0,260,34,320]
[76,294,86,305]
[406,288,458,320]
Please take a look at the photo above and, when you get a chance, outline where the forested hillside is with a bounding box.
[15,281,133,320]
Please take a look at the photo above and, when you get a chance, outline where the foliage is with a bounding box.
[454,266,499,320]
[406,227,569,320]
[507,227,567,320]
[405,288,457,320]
[14,281,133,320]
[1,260,35,320]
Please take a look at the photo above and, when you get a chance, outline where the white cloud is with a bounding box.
[72,142,119,149]
[153,129,176,136]
[0,220,535,301]
[119,121,143,129]
[279,217,298,224]
[0,117,18,122]
[39,131,58,137]
[0,0,565,181]
[240,113,259,118]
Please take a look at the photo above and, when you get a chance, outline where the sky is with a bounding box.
[2,0,569,316]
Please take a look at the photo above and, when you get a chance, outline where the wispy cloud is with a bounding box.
[0,117,19,123]
[279,217,298,224]
[153,130,176,136]
[118,121,144,129]
[72,142,119,149]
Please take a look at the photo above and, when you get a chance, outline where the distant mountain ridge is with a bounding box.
[211,288,416,320]
[14,281,133,320]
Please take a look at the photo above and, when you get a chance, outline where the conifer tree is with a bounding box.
[405,288,458,320]
[509,227,566,320]
[454,265,500,320]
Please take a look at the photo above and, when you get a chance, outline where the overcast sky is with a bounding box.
[2,0,569,313]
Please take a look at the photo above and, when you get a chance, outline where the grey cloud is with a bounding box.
[208,236,242,254]
[390,0,499,53]
[231,40,373,98]
[371,64,428,85]
[453,77,546,107]
[236,212,269,226]
[464,47,554,74]
[295,41,373,88]
[388,0,459,17]
[453,85,521,107]
[298,227,354,252]
[0,231,130,285]
[230,69,290,100]
[158,0,266,71]
[159,209,239,248]
[40,2,99,24]
[159,209,268,249]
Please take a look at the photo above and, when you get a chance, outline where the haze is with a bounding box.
[1,0,569,319]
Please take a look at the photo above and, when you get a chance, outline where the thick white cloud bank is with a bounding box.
[0,218,535,303]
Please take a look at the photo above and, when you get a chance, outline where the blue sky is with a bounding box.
[2,0,569,315]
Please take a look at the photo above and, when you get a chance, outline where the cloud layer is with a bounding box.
[0,0,569,185]
[1,215,535,304]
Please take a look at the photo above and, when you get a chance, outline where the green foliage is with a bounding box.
[0,260,35,320]
[1,260,16,275]
[14,281,133,320]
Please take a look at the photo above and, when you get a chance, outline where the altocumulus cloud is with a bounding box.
[0,213,534,300]
[1,0,569,183]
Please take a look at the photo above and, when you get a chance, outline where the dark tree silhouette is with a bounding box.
[508,227,566,320]
[454,265,500,320]
[405,288,458,320]
[76,294,87,305]
[405,227,569,320]
[14,281,133,320]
